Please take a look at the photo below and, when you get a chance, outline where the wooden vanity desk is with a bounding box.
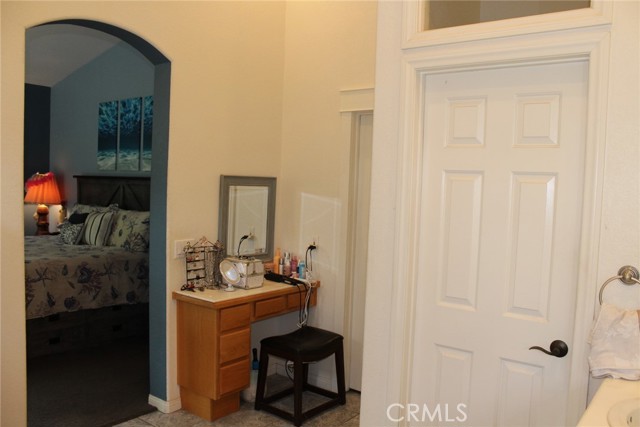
[173,280,318,421]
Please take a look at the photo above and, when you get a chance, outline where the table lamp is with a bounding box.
[24,172,63,235]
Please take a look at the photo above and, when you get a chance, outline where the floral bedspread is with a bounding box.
[25,235,149,320]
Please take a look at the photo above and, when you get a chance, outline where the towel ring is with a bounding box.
[598,265,640,304]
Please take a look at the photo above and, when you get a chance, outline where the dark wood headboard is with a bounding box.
[74,175,151,211]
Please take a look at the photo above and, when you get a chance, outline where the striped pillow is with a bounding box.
[81,211,115,246]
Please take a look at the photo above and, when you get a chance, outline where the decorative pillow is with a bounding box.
[81,211,115,246]
[68,212,90,225]
[108,210,150,252]
[69,203,118,216]
[59,222,85,245]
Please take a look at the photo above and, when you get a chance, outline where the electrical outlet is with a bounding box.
[174,239,195,259]
[311,236,319,248]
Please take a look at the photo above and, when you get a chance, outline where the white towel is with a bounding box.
[588,303,640,380]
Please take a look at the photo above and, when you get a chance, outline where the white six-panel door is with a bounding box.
[409,60,588,426]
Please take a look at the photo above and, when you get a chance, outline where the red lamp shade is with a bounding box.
[24,172,62,204]
[24,172,63,235]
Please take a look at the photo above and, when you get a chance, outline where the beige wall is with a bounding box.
[278,0,377,326]
[275,0,377,387]
[2,1,286,424]
[1,1,378,424]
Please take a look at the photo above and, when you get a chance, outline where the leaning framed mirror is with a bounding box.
[218,175,276,261]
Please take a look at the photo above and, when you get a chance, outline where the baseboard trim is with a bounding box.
[148,394,181,413]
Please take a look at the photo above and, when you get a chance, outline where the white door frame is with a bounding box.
[386,16,612,427]
[339,88,374,391]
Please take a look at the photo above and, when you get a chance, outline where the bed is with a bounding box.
[26,175,151,358]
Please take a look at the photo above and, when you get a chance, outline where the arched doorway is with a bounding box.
[25,19,170,416]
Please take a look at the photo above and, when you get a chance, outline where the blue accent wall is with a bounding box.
[24,84,51,183]
[50,41,154,203]
[148,62,171,400]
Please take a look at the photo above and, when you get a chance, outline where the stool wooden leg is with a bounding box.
[255,348,269,410]
[302,361,310,389]
[335,345,346,404]
[293,359,304,426]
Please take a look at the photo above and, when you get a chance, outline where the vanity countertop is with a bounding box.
[577,378,640,426]
[173,279,317,309]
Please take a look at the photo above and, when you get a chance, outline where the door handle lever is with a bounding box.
[529,340,568,358]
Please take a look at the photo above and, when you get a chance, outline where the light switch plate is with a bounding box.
[174,239,195,259]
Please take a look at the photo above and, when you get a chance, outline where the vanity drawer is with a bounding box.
[219,327,250,364]
[287,289,317,309]
[254,296,287,320]
[287,293,302,309]
[220,304,250,332]
[219,358,249,396]
[287,292,315,309]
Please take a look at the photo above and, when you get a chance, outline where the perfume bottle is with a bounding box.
[283,252,291,276]
[272,247,281,273]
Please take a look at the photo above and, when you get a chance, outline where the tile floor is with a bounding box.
[116,375,360,427]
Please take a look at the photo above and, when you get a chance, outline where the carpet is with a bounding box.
[27,336,155,427]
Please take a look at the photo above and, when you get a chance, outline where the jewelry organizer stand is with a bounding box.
[183,237,225,289]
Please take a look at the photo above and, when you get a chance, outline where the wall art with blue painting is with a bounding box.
[97,96,153,171]
[142,97,153,171]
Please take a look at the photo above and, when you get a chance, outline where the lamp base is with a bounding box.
[34,204,50,236]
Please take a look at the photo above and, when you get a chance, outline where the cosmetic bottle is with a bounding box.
[283,252,291,276]
[272,248,281,273]
[290,256,298,278]
[298,260,306,279]
[278,258,284,275]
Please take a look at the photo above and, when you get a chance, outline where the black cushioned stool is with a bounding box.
[254,326,346,426]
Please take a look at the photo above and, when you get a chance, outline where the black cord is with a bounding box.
[305,244,316,276]
[297,283,304,326]
[237,235,249,257]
